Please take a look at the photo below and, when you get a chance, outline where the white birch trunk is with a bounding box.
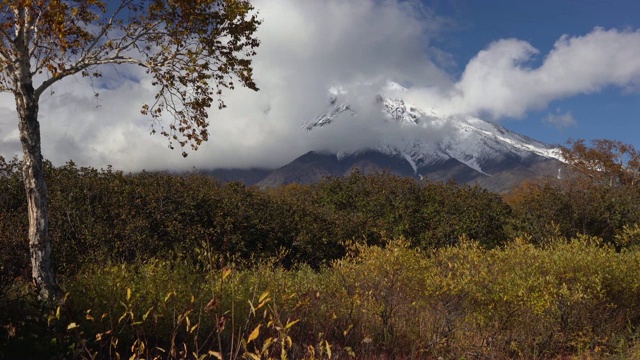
[13,38,60,302]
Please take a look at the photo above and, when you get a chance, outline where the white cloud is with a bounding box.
[543,111,577,130]
[1,4,640,172]
[0,0,450,171]
[407,28,640,119]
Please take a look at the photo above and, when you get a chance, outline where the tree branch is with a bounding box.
[34,55,147,98]
[77,0,132,65]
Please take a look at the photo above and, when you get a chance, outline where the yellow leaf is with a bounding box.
[261,337,274,353]
[245,353,260,360]
[344,346,355,358]
[343,324,353,337]
[247,324,261,344]
[118,311,129,323]
[258,291,270,303]
[324,340,332,359]
[222,267,232,280]
[126,288,132,301]
[143,307,154,321]
[67,322,79,330]
[208,351,222,360]
[284,319,299,330]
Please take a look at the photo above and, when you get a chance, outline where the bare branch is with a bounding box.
[27,6,44,58]
[77,0,132,64]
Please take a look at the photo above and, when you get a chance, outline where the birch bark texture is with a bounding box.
[0,0,260,302]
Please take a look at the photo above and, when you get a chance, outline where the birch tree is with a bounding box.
[0,0,260,302]
[561,139,640,187]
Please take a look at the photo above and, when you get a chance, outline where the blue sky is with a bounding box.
[1,0,640,171]
[432,0,640,147]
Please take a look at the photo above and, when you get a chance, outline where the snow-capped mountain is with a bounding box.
[303,81,562,178]
[209,82,564,193]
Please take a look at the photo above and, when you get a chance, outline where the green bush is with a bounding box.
[1,163,516,285]
[507,179,640,246]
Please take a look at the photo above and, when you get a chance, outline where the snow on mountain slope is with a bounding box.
[304,81,562,176]
[302,97,355,130]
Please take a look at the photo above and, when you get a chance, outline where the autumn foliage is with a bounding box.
[560,138,640,187]
[507,139,640,246]
[3,138,640,358]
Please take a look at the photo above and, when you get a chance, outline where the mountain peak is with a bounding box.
[383,80,408,93]
[304,83,563,176]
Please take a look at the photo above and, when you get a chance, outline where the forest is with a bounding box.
[3,140,640,359]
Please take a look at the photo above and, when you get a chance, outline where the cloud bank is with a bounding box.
[409,27,640,119]
[0,2,640,172]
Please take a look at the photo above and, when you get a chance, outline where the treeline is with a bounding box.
[0,158,512,282]
[3,152,640,285]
